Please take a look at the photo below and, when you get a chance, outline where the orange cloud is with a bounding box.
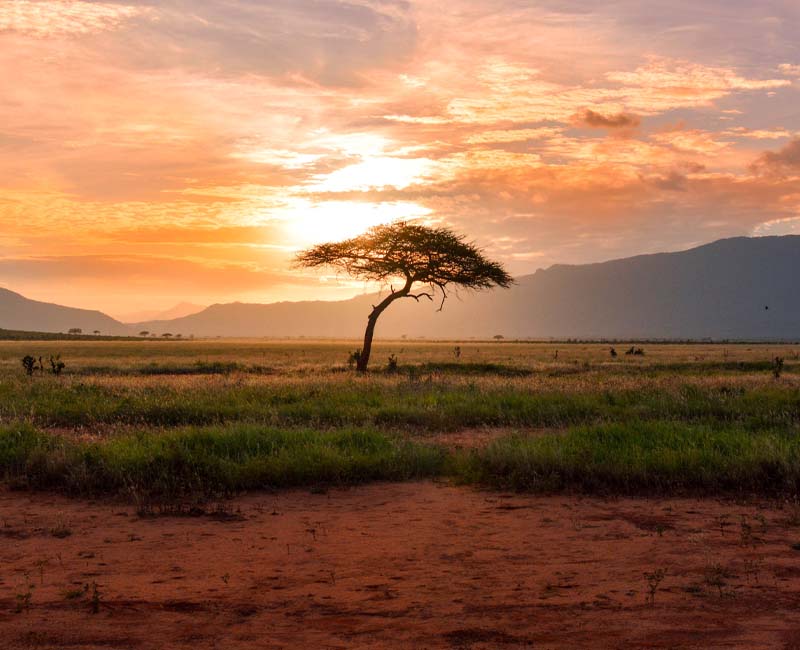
[1,1,799,312]
[572,110,640,130]
[0,1,145,37]
[751,138,800,176]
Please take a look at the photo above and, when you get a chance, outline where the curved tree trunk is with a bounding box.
[356,282,411,372]
[357,314,379,372]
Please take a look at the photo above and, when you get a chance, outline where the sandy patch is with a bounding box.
[2,483,800,649]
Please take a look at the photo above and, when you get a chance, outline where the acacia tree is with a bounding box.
[295,221,513,371]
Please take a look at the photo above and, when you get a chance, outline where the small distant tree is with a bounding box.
[139,331,149,337]
[493,334,505,341]
[162,333,172,338]
[295,221,512,371]
[68,328,82,335]
[93,330,100,336]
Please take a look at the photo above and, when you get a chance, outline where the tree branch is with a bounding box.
[434,281,448,311]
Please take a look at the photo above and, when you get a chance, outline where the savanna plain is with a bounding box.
[2,339,800,649]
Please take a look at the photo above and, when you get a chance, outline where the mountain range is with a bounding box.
[2,235,798,340]
[114,302,206,324]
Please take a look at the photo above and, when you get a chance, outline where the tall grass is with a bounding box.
[3,421,800,499]
[459,421,800,495]
[0,424,445,499]
[1,374,797,431]
[1,341,799,500]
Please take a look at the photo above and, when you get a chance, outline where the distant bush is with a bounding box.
[347,349,362,369]
[773,356,785,379]
[49,355,65,376]
[21,355,38,376]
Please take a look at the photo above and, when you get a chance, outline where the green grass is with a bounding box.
[412,362,534,377]
[134,360,272,376]
[459,422,800,495]
[1,375,797,431]
[1,340,799,500]
[3,421,799,499]
[0,424,445,499]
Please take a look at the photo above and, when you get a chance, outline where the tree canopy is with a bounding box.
[295,221,513,371]
[295,221,512,310]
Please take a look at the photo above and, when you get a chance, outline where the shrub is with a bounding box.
[49,355,65,376]
[21,356,37,376]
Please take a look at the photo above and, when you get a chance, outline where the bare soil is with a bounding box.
[2,482,800,649]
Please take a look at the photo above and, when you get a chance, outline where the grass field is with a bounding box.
[1,339,799,500]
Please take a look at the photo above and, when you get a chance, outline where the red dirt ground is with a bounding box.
[2,482,800,649]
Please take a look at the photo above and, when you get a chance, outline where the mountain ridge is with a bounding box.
[0,287,131,336]
[2,235,799,339]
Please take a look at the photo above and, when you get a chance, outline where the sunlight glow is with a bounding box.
[307,157,435,192]
[279,199,432,247]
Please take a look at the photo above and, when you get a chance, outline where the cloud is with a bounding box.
[651,129,731,154]
[638,161,709,192]
[723,127,794,140]
[464,127,562,144]
[0,1,145,37]
[751,138,800,175]
[572,109,640,129]
[2,0,800,312]
[753,216,800,236]
[98,0,416,85]
[607,57,790,94]
[778,63,800,77]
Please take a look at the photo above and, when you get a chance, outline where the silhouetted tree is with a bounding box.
[295,221,512,371]
[139,330,149,337]
[162,333,173,338]
[93,330,100,335]
[68,328,82,335]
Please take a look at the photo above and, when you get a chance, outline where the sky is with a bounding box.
[1,0,799,317]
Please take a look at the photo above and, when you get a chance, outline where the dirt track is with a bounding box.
[2,482,800,649]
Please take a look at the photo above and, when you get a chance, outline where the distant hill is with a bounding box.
[3,236,800,340]
[0,288,130,336]
[116,302,205,324]
[132,235,800,340]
